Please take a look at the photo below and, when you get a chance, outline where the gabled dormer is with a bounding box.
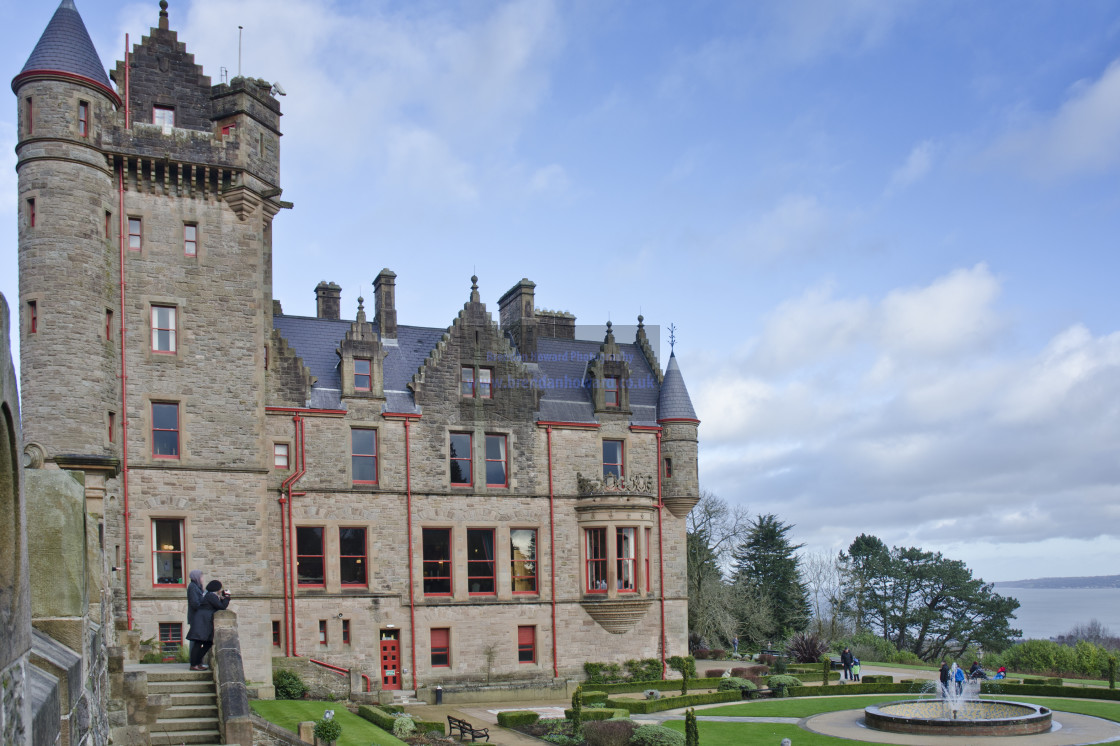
[338,297,385,399]
[588,321,632,414]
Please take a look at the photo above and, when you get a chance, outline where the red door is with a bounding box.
[380,639,401,690]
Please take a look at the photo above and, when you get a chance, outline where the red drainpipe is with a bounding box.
[546,425,558,678]
[289,416,307,655]
[278,414,305,656]
[656,431,666,678]
[385,413,421,690]
[117,158,132,630]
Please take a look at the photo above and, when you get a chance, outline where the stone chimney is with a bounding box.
[315,281,341,320]
[499,278,538,358]
[374,269,397,339]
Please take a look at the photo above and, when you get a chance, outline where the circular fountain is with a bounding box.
[864,667,1052,736]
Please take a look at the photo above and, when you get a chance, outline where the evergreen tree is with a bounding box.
[731,514,811,641]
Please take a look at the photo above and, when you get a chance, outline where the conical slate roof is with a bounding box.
[12,0,117,101]
[658,351,698,421]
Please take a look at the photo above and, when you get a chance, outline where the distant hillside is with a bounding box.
[995,575,1120,590]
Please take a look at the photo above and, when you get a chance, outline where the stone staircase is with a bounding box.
[148,667,222,745]
[391,688,426,706]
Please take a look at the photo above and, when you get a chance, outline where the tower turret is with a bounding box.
[658,351,700,518]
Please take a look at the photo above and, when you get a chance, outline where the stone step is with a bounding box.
[170,692,218,707]
[155,716,219,733]
[149,681,215,694]
[161,704,218,720]
[147,668,213,682]
[150,728,221,745]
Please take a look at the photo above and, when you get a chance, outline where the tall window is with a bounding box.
[518,626,536,663]
[78,101,89,137]
[153,105,175,128]
[27,301,36,334]
[351,429,378,484]
[274,443,289,469]
[339,527,367,586]
[272,621,282,647]
[585,528,607,593]
[342,619,351,644]
[479,368,493,398]
[151,305,176,353]
[460,366,474,397]
[152,402,179,458]
[108,412,115,444]
[431,628,450,667]
[485,434,507,487]
[616,527,636,592]
[105,210,111,238]
[422,528,452,595]
[354,358,371,391]
[106,309,113,340]
[158,622,182,654]
[511,528,537,594]
[467,528,495,595]
[319,620,328,645]
[27,198,35,228]
[604,376,620,407]
[449,433,472,486]
[184,224,197,256]
[603,440,624,479]
[128,218,142,251]
[296,526,325,586]
[152,518,184,586]
[664,457,672,479]
[25,97,32,134]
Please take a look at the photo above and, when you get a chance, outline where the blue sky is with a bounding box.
[3,0,1119,587]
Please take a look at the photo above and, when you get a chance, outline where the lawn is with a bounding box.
[250,700,407,746]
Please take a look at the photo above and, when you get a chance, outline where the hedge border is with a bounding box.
[356,705,443,736]
[592,678,725,695]
[564,708,630,721]
[606,689,740,714]
[497,710,541,727]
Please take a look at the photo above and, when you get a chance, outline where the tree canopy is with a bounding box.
[731,514,811,642]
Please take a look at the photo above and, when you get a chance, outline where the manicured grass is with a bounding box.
[250,700,407,746]
[1011,696,1120,723]
[702,694,911,718]
[662,721,902,745]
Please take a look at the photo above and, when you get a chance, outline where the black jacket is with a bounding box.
[187,581,205,627]
[186,591,230,642]
[939,663,950,683]
[840,650,854,666]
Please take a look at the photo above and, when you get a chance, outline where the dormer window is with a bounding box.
[604,376,620,407]
[153,106,175,128]
[354,358,372,391]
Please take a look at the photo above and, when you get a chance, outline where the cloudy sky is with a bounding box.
[2,0,1118,584]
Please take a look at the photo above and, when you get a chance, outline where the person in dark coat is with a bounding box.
[186,569,205,665]
[939,661,950,697]
[186,580,230,670]
[840,647,854,680]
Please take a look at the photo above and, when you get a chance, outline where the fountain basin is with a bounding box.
[865,700,1052,736]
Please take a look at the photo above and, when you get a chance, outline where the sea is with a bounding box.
[997,587,1120,640]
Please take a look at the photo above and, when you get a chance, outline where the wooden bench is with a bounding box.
[447,715,490,742]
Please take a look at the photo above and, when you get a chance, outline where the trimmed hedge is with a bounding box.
[497,710,541,727]
[564,708,629,721]
[357,705,442,736]
[607,689,740,714]
[861,675,893,684]
[592,678,725,695]
[582,690,610,705]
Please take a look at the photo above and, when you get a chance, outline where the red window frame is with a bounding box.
[342,619,351,644]
[603,440,624,479]
[184,224,197,256]
[27,198,35,228]
[274,443,289,469]
[354,358,372,391]
[422,528,452,596]
[221,123,236,137]
[272,620,281,647]
[158,622,183,654]
[518,626,536,663]
[449,432,472,486]
[78,101,89,137]
[339,527,367,587]
[351,428,378,484]
[511,528,537,594]
[485,433,508,487]
[585,527,607,593]
[466,528,496,596]
[645,527,652,593]
[479,368,493,398]
[153,105,175,128]
[27,301,36,334]
[151,305,176,353]
[604,376,620,407]
[151,402,179,459]
[319,619,328,645]
[296,526,325,587]
[128,217,142,251]
[431,628,450,667]
[152,518,185,587]
[460,366,474,397]
[616,527,637,593]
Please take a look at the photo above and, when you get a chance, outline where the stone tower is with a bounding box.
[658,351,701,519]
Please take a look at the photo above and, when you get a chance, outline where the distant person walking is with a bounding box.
[186,569,205,665]
[953,662,965,695]
[841,647,854,680]
[186,579,230,670]
[939,661,950,697]
[732,635,739,655]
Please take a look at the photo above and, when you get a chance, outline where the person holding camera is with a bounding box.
[186,579,231,670]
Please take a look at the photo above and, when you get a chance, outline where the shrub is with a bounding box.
[704,668,726,678]
[625,658,663,682]
[584,662,626,684]
[862,675,893,684]
[710,649,727,659]
[685,708,698,746]
[766,674,802,696]
[643,689,661,700]
[572,684,584,733]
[565,708,626,721]
[582,690,608,705]
[717,677,748,691]
[667,655,696,695]
[771,657,788,675]
[314,717,343,744]
[584,718,638,746]
[889,649,924,665]
[273,669,308,700]
[693,648,710,660]
[391,715,416,739]
[731,667,752,678]
[140,652,163,664]
[759,653,777,667]
[1109,656,1117,689]
[607,690,739,715]
[631,724,686,746]
[788,632,829,664]
[497,711,541,727]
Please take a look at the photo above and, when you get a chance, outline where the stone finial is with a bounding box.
[604,320,615,343]
[159,0,169,30]
[470,275,480,303]
[356,296,366,324]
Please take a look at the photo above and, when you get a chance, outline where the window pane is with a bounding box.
[467,529,495,595]
[340,557,365,585]
[297,526,324,554]
[603,440,623,478]
[460,367,474,396]
[152,403,178,430]
[485,435,505,460]
[479,368,492,397]
[153,430,178,456]
[296,527,324,584]
[450,433,471,484]
[423,528,452,594]
[184,225,197,241]
[511,529,537,593]
[339,527,365,555]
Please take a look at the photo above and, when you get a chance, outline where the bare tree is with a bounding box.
[686,490,751,648]
[802,550,848,641]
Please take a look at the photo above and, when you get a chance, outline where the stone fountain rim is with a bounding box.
[864,698,1052,735]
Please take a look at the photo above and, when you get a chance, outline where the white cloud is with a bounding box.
[886,139,935,195]
[738,194,841,260]
[529,164,568,193]
[987,58,1120,179]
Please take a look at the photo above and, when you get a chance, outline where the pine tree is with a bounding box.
[731,514,811,641]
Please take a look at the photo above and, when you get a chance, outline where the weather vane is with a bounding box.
[668,323,677,352]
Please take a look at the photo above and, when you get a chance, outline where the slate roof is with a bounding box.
[272,314,690,426]
[658,352,698,421]
[15,1,114,95]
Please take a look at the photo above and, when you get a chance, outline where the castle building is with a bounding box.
[14,0,700,692]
